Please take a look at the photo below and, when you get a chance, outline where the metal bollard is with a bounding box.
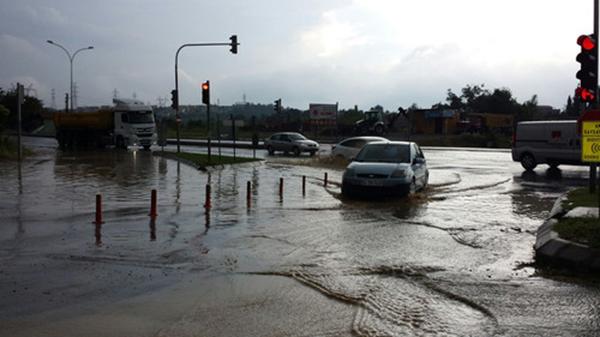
[149,218,156,241]
[94,194,104,224]
[324,172,328,187]
[204,184,212,210]
[149,189,158,218]
[302,175,306,196]
[247,181,252,207]
[279,177,284,197]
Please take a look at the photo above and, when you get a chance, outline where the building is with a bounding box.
[412,109,460,135]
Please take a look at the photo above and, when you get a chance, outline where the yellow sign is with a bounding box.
[582,121,600,162]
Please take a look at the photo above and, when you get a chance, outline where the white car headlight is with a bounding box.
[343,168,356,178]
[391,169,407,178]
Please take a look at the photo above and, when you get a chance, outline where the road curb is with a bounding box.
[152,151,207,171]
[535,194,600,272]
[152,150,263,172]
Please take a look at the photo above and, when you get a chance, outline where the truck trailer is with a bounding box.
[53,98,157,150]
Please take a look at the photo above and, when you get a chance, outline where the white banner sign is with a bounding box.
[309,103,337,120]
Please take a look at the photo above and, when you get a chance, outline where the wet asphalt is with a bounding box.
[0,137,599,336]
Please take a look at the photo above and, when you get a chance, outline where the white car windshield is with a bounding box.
[356,144,410,163]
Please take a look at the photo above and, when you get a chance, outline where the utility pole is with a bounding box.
[51,88,56,110]
[16,83,23,161]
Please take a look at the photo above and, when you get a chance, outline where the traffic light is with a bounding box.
[229,35,238,54]
[576,34,597,103]
[202,81,210,105]
[274,98,282,113]
[170,89,178,110]
[576,87,596,102]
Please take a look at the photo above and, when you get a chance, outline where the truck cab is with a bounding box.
[113,98,157,150]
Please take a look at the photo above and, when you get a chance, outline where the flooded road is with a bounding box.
[1,137,599,336]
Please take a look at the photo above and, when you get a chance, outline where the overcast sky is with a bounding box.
[0,0,595,110]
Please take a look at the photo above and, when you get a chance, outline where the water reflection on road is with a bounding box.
[1,138,598,336]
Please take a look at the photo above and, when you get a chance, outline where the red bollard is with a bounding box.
[324,172,328,187]
[279,177,284,197]
[204,184,212,210]
[246,181,252,207]
[94,194,104,224]
[149,189,158,218]
[302,175,306,196]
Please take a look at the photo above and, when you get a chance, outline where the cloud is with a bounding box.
[301,10,369,58]
[18,4,67,27]
[0,34,38,56]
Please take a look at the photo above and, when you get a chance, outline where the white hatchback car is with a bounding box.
[331,136,388,160]
[341,141,428,198]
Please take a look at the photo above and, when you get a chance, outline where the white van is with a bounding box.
[512,120,582,170]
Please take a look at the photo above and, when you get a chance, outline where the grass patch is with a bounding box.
[0,136,32,160]
[174,151,261,167]
[562,187,599,211]
[554,217,600,248]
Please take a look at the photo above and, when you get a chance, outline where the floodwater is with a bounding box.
[1,137,599,336]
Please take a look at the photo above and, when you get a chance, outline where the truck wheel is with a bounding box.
[116,136,126,149]
[375,124,384,135]
[520,153,537,171]
[56,132,65,149]
[293,147,300,156]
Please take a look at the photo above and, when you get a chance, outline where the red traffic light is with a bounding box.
[577,35,596,51]
[202,80,210,105]
[576,87,596,102]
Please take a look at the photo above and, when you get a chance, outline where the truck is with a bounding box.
[53,98,157,150]
[512,120,582,170]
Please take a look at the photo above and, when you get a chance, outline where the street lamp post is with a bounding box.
[47,40,94,111]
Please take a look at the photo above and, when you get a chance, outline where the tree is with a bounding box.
[445,89,463,109]
[518,95,538,121]
[564,95,582,117]
[0,87,44,132]
[461,84,488,107]
[565,96,573,115]
[0,104,8,133]
[486,88,519,115]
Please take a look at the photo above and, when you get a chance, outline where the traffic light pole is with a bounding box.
[207,102,211,163]
[174,37,239,154]
[592,0,599,192]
